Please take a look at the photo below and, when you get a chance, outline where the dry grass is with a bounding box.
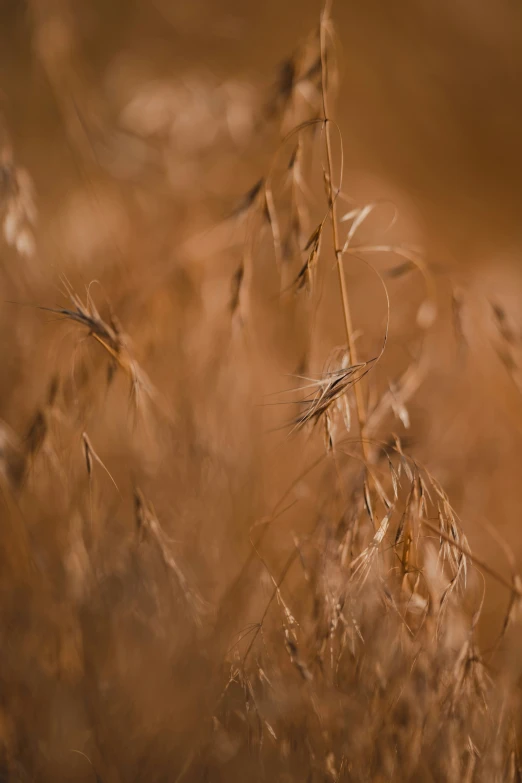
[0,2,521,781]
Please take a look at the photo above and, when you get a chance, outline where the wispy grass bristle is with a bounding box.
[0,3,519,782]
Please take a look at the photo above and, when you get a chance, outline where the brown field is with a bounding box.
[1,1,522,780]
